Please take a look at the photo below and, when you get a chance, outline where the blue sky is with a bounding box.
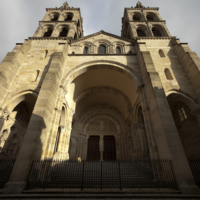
[0,0,200,62]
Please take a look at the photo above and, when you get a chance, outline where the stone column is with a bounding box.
[136,42,200,194]
[99,135,104,161]
[3,42,69,194]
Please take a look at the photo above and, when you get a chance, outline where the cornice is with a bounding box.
[68,54,136,56]
[129,20,166,23]
[46,8,80,12]
[125,7,159,11]
[135,36,176,40]
[28,37,69,41]
[71,30,134,44]
[39,21,77,23]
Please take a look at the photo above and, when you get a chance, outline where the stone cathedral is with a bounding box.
[0,1,200,196]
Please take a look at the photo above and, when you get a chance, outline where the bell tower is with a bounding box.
[33,2,83,39]
[121,1,171,38]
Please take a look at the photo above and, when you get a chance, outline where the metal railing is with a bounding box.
[0,159,15,189]
[188,159,200,188]
[27,159,177,190]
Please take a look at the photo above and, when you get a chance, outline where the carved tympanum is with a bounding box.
[87,118,117,132]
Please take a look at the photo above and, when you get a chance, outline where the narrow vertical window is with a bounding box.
[116,46,121,54]
[83,47,89,54]
[178,107,187,122]
[164,68,173,80]
[98,45,106,54]
[159,49,165,57]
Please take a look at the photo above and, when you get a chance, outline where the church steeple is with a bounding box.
[32,2,83,39]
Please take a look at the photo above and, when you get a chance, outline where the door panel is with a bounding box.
[87,136,100,160]
[103,136,116,160]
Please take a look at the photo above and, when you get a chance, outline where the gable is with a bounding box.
[69,31,135,54]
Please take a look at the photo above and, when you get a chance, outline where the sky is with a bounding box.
[0,0,200,62]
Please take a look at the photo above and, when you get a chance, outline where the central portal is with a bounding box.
[87,135,116,161]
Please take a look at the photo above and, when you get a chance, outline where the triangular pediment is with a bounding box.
[71,30,133,44]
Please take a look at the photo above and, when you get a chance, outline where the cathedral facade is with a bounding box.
[0,1,200,195]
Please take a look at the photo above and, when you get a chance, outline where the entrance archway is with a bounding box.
[167,93,200,158]
[62,62,150,161]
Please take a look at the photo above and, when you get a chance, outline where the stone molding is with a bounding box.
[68,54,136,56]
[71,30,134,44]
[74,86,132,109]
[61,60,143,87]
[125,8,159,11]
[135,36,176,40]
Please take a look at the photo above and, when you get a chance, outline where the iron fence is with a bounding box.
[188,159,200,188]
[27,160,177,190]
[0,159,15,188]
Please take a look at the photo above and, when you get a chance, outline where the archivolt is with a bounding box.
[61,60,143,87]
[2,90,38,112]
[82,114,122,136]
[75,86,132,108]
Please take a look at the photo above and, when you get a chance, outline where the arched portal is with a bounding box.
[62,62,149,161]
[167,93,200,158]
[0,92,37,158]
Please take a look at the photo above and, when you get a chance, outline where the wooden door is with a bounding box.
[87,136,100,161]
[103,136,116,160]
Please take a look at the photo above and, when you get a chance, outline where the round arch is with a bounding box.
[61,60,143,88]
[2,90,38,112]
[75,86,132,109]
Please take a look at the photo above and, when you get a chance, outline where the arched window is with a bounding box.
[65,14,73,21]
[159,49,165,57]
[133,15,140,21]
[175,102,190,123]
[43,27,53,37]
[59,27,68,37]
[146,14,154,21]
[152,27,162,36]
[51,15,59,21]
[164,68,173,80]
[116,46,121,54]
[83,46,89,54]
[137,28,146,36]
[98,45,106,54]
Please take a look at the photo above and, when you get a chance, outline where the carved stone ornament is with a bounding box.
[0,108,11,120]
[135,1,144,8]
[61,2,69,10]
[87,118,117,132]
